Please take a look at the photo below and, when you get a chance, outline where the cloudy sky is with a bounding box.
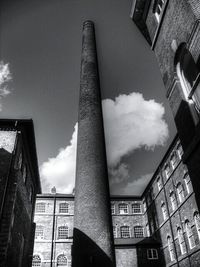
[0,0,176,195]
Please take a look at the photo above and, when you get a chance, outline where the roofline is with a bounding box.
[0,118,41,193]
[141,133,179,198]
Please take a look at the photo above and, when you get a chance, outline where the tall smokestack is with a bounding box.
[72,21,115,267]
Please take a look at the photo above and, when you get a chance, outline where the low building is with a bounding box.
[0,119,41,267]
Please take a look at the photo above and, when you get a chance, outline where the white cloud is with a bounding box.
[40,92,169,194]
[121,173,153,195]
[109,163,130,185]
[40,123,77,193]
[0,61,12,110]
[102,92,169,167]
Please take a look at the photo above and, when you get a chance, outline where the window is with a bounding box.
[120,226,130,238]
[167,236,175,261]
[146,223,150,237]
[143,200,147,212]
[161,202,168,220]
[177,227,186,255]
[22,164,27,183]
[153,0,165,22]
[170,191,177,211]
[134,226,144,238]
[177,183,185,203]
[147,249,158,259]
[57,254,68,266]
[176,43,200,119]
[58,226,69,239]
[164,164,170,179]
[119,203,128,214]
[111,203,115,215]
[59,203,69,213]
[18,152,22,169]
[157,177,162,191]
[185,220,196,249]
[194,211,200,240]
[177,144,183,159]
[35,202,46,213]
[132,203,141,213]
[29,186,33,203]
[183,173,192,194]
[113,226,117,238]
[32,255,41,267]
[35,225,44,239]
[170,153,177,169]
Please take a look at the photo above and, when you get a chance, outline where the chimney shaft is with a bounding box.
[72,21,115,267]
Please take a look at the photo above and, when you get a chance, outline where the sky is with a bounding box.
[0,0,176,195]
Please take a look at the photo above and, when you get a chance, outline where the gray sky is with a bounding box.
[0,0,176,195]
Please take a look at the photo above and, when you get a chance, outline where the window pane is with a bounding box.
[120,226,130,238]
[119,203,128,214]
[59,203,69,213]
[58,226,69,239]
[134,226,143,238]
[35,203,46,213]
[132,203,141,213]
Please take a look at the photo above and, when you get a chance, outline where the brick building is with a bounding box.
[32,135,200,267]
[0,119,41,267]
[131,0,200,266]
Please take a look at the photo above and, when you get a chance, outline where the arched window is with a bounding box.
[183,173,192,194]
[146,223,150,237]
[194,211,200,240]
[170,152,177,169]
[134,226,144,238]
[32,255,41,267]
[176,183,185,203]
[119,203,128,214]
[167,236,175,261]
[157,177,162,191]
[120,226,130,238]
[164,164,170,179]
[170,191,177,211]
[59,203,69,213]
[175,43,200,118]
[177,227,186,255]
[35,225,44,239]
[185,220,196,249]
[177,143,183,159]
[58,226,69,239]
[161,202,168,220]
[57,254,68,266]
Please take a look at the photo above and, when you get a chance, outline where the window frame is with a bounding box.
[118,203,129,215]
[147,248,158,260]
[35,202,46,213]
[132,203,141,214]
[134,226,144,238]
[59,202,69,214]
[58,226,69,240]
[120,226,131,238]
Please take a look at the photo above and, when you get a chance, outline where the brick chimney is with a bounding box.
[72,21,115,267]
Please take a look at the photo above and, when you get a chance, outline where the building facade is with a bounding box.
[131,1,200,266]
[32,136,200,267]
[0,119,41,267]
